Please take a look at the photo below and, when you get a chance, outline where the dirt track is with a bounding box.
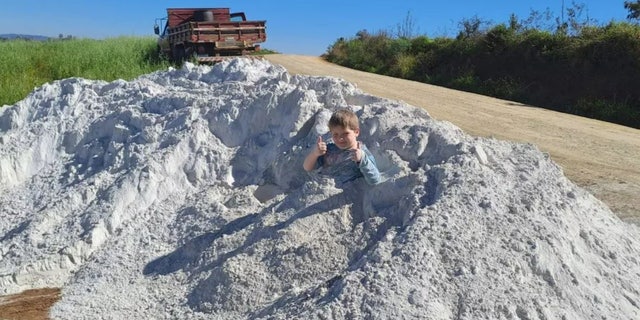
[0,288,60,320]
[2,54,639,320]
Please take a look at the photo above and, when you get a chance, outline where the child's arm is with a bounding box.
[303,136,327,171]
[353,143,382,185]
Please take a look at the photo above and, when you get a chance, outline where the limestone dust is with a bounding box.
[0,58,638,319]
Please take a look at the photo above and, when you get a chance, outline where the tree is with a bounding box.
[521,8,555,32]
[456,15,489,39]
[555,1,597,36]
[508,14,522,31]
[395,11,418,39]
[625,1,640,21]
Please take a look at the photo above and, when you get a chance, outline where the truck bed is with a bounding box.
[167,20,267,47]
[167,8,232,27]
[158,7,267,63]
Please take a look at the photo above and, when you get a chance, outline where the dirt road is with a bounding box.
[264,54,640,224]
[0,288,60,320]
[3,54,639,320]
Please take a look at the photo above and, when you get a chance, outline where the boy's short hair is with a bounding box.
[328,108,359,130]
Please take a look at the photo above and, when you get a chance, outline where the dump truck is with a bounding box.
[154,7,267,63]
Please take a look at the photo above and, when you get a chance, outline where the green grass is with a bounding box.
[0,37,171,106]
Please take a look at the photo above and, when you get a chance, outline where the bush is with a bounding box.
[391,54,418,79]
[409,36,435,54]
[322,19,640,128]
[484,24,515,53]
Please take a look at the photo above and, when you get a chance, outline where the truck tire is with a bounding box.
[184,47,197,62]
[172,46,185,64]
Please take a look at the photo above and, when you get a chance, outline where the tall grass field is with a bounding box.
[0,37,170,106]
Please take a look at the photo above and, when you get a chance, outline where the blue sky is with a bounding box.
[0,1,633,56]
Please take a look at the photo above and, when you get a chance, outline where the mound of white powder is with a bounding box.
[1,58,639,319]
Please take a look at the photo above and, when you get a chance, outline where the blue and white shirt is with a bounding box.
[314,142,381,186]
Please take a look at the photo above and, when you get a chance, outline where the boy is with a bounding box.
[303,109,381,186]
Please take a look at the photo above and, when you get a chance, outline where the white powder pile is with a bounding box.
[0,58,639,319]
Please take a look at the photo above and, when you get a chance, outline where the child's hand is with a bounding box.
[315,136,327,156]
[351,141,363,163]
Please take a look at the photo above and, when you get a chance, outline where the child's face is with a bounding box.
[330,125,359,150]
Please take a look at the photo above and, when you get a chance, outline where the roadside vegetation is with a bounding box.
[324,1,640,129]
[1,2,639,129]
[0,36,277,107]
[0,37,170,106]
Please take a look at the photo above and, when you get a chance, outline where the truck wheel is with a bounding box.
[172,46,185,64]
[184,47,198,63]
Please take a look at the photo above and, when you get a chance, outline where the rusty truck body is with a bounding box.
[154,7,267,63]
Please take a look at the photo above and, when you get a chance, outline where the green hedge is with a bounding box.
[325,21,640,129]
